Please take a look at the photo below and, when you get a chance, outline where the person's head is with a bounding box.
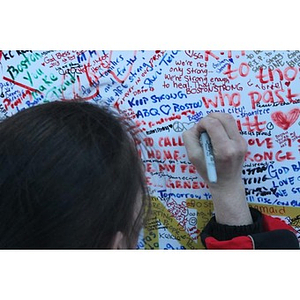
[0,100,149,248]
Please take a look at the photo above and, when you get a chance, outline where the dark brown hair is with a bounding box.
[0,100,149,248]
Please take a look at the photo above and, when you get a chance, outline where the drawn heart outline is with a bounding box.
[182,122,196,129]
[271,108,300,130]
[160,105,171,115]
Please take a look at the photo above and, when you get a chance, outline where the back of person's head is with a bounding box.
[0,100,148,248]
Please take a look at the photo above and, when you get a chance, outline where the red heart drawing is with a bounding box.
[285,81,291,87]
[271,108,300,130]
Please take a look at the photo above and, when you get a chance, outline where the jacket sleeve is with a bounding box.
[200,207,299,249]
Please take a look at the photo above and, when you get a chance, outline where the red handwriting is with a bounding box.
[223,62,250,80]
[248,88,299,109]
[158,136,184,147]
[248,137,273,148]
[145,162,176,173]
[166,179,208,189]
[245,150,296,162]
[3,97,22,110]
[202,91,241,108]
[204,51,219,61]
[147,149,181,160]
[236,116,266,132]
[256,66,298,84]
[226,50,246,59]
[147,114,182,128]
[180,164,197,174]
[84,51,137,85]
[145,162,198,175]
[158,163,176,173]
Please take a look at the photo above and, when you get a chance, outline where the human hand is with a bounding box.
[183,112,247,188]
[183,113,252,225]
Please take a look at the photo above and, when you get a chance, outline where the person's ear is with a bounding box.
[111,231,127,249]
